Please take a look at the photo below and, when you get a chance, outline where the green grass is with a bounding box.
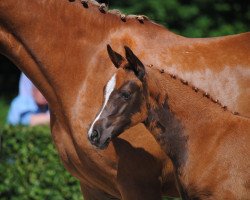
[0,98,9,128]
[0,126,83,200]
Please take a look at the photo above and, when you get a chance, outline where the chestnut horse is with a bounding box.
[0,0,249,199]
[89,45,250,199]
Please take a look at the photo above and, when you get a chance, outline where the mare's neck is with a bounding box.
[0,1,111,80]
[0,0,176,108]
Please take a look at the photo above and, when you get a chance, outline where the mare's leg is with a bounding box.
[80,182,120,200]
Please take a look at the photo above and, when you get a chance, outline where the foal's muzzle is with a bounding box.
[88,125,112,149]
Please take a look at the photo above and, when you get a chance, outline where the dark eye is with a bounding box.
[121,91,131,100]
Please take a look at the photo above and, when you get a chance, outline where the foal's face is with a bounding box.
[88,45,147,149]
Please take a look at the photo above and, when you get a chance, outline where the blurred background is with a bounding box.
[0,0,249,199]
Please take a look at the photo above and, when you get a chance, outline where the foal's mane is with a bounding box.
[147,64,242,117]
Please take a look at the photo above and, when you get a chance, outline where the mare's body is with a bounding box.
[0,0,249,199]
[89,46,250,199]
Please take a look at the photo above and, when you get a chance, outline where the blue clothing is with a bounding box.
[7,95,48,125]
[19,73,32,97]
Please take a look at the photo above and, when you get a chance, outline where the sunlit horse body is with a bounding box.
[89,45,250,199]
[0,0,250,199]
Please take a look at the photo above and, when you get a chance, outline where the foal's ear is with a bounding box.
[107,45,125,68]
[124,46,145,81]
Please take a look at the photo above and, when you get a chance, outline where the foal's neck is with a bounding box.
[144,67,232,168]
[143,67,237,197]
[144,97,188,169]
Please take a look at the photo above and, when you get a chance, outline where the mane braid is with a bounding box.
[70,0,152,23]
[146,64,241,116]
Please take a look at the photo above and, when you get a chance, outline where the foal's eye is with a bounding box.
[120,91,131,100]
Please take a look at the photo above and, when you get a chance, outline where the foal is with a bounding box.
[88,45,250,199]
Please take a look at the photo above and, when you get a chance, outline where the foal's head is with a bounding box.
[88,45,148,149]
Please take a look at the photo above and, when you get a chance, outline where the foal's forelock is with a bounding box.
[88,73,117,137]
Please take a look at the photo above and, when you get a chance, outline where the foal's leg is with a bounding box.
[80,182,120,200]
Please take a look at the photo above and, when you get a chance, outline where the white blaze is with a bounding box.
[88,74,117,137]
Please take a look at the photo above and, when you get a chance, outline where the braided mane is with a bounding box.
[147,64,241,116]
[69,0,153,24]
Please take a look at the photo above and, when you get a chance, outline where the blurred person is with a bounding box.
[7,73,50,126]
[19,72,32,97]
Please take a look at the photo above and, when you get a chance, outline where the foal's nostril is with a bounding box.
[104,137,111,145]
[90,130,100,143]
